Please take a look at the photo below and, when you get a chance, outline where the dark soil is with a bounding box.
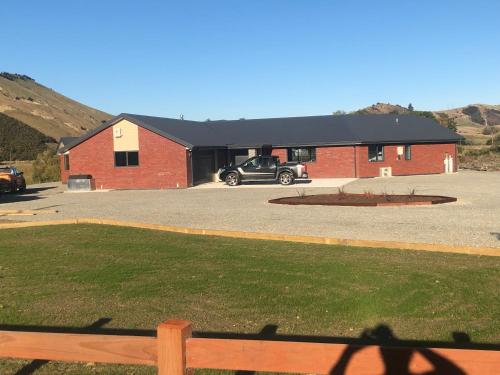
[269,193,457,206]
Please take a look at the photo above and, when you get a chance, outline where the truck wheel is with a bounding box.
[225,172,240,186]
[279,172,294,185]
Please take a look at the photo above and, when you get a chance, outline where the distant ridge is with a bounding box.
[356,102,500,127]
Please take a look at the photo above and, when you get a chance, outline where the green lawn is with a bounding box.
[0,224,498,374]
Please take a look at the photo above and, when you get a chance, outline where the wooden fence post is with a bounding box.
[157,320,192,375]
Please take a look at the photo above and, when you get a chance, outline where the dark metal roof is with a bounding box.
[57,136,80,153]
[60,113,463,152]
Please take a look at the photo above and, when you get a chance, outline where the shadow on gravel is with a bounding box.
[0,186,58,204]
[0,195,44,204]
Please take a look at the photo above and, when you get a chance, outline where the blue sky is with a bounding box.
[3,0,500,119]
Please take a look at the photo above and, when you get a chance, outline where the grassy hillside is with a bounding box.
[0,73,111,140]
[0,112,55,160]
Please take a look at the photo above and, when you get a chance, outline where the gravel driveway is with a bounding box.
[1,171,499,248]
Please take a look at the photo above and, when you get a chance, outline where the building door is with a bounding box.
[192,150,215,184]
[444,154,454,174]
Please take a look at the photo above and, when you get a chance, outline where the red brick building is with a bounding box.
[58,113,462,189]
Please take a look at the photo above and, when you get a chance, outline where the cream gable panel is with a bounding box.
[112,120,139,151]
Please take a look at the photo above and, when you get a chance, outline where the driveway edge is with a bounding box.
[0,218,498,257]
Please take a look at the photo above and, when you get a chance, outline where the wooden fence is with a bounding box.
[1,320,499,374]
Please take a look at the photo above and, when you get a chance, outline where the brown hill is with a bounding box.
[355,103,410,115]
[356,102,500,126]
[439,104,500,126]
[0,73,111,140]
[355,102,500,145]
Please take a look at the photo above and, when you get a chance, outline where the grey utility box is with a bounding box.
[67,175,95,191]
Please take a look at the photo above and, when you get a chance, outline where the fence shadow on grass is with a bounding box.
[11,318,112,375]
[1,320,499,375]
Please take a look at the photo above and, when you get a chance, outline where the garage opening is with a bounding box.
[192,149,228,185]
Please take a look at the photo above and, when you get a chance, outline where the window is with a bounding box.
[287,147,316,162]
[404,145,411,160]
[64,154,70,170]
[261,156,277,168]
[115,151,139,167]
[368,145,384,162]
[243,157,259,168]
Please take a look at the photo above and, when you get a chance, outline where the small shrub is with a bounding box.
[482,127,498,135]
[338,186,347,199]
[382,188,393,202]
[490,144,500,153]
[32,149,60,183]
[296,189,307,199]
[486,134,500,146]
[465,148,490,156]
[363,189,373,198]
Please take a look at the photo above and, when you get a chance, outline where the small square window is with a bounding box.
[114,152,127,167]
[127,151,139,166]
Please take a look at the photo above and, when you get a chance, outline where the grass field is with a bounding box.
[0,224,498,374]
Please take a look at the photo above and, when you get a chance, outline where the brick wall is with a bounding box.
[273,146,356,178]
[271,148,287,162]
[355,143,457,177]
[61,126,190,189]
[273,143,456,179]
[61,128,458,188]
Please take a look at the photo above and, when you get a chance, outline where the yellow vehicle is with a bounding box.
[0,166,26,193]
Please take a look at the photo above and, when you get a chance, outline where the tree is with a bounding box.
[332,110,346,115]
[32,149,60,183]
[408,103,414,111]
[0,113,54,160]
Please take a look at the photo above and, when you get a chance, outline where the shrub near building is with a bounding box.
[32,149,60,183]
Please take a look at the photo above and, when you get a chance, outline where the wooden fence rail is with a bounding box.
[1,319,499,374]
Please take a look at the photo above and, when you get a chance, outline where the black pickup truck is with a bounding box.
[218,156,308,186]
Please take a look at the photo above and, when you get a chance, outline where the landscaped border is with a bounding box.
[0,218,498,257]
[269,194,457,207]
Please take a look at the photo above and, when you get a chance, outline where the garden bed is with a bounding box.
[269,193,457,206]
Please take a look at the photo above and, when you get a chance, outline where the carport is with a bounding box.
[191,148,230,185]
[191,146,273,186]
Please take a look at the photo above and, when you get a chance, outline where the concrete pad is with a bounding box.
[190,178,357,189]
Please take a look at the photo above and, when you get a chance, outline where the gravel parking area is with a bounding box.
[0,171,499,248]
